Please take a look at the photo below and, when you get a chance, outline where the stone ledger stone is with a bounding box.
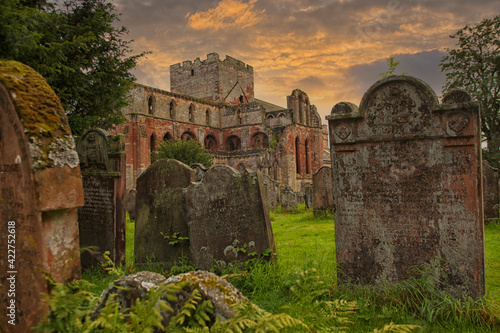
[0,60,84,332]
[327,76,485,298]
[185,166,276,270]
[135,159,195,266]
[77,129,126,269]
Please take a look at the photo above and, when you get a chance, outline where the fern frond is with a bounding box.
[371,321,422,332]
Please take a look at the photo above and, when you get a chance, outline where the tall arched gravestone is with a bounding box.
[185,166,276,270]
[312,166,334,214]
[135,159,195,267]
[327,76,485,299]
[0,61,84,332]
[77,129,126,269]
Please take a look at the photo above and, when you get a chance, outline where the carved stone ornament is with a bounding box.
[447,112,469,134]
[334,124,352,140]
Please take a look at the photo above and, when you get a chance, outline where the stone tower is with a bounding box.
[170,52,254,105]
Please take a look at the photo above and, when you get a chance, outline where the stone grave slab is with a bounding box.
[0,61,84,332]
[77,129,126,269]
[327,76,485,298]
[185,166,276,270]
[313,166,334,214]
[135,159,195,267]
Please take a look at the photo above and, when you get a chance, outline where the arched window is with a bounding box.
[266,114,275,119]
[295,136,300,174]
[150,133,157,153]
[181,131,196,141]
[205,109,211,126]
[169,100,176,119]
[189,104,195,123]
[239,95,244,104]
[148,95,155,115]
[191,69,194,76]
[163,132,173,142]
[226,136,241,151]
[305,139,310,175]
[237,163,246,173]
[204,135,217,150]
[251,132,269,149]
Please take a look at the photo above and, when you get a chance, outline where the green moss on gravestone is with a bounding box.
[0,60,78,170]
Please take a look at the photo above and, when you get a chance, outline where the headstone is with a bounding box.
[313,166,334,214]
[190,163,208,182]
[279,186,297,211]
[135,159,195,267]
[77,129,126,269]
[0,61,84,332]
[483,162,499,222]
[327,76,485,299]
[125,189,137,221]
[261,174,279,209]
[185,166,276,270]
[301,183,313,209]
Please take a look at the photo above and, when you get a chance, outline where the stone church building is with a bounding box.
[114,53,330,192]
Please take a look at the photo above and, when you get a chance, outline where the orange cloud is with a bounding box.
[187,0,264,31]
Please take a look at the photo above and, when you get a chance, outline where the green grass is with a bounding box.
[78,208,500,332]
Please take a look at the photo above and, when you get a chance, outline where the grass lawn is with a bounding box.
[79,207,500,332]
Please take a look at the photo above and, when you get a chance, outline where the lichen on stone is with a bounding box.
[0,60,78,171]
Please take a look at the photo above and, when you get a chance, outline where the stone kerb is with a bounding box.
[77,129,126,269]
[185,165,276,270]
[135,159,195,267]
[326,75,484,299]
[0,60,84,332]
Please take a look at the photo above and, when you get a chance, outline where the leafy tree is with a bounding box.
[152,139,214,168]
[0,0,147,135]
[440,15,500,166]
[379,56,407,78]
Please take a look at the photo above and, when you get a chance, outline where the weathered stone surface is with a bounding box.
[0,60,83,332]
[77,129,126,269]
[185,166,276,270]
[279,185,297,211]
[300,183,313,208]
[190,163,208,182]
[95,270,249,325]
[125,189,137,221]
[135,159,195,266]
[483,161,499,222]
[327,76,485,298]
[313,166,334,214]
[262,174,279,209]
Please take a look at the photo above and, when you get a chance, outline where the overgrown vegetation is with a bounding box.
[40,210,500,332]
[151,139,214,167]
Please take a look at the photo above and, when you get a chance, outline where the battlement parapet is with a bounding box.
[170,53,252,72]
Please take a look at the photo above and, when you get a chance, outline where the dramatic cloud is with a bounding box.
[187,0,264,31]
[114,0,500,121]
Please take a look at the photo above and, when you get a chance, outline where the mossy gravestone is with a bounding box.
[0,61,84,332]
[77,129,126,269]
[312,166,334,215]
[135,159,195,267]
[327,76,485,298]
[185,166,276,270]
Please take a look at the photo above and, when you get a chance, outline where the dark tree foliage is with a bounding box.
[440,15,500,166]
[0,0,147,135]
[152,139,214,168]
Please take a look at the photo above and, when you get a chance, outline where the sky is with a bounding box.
[112,0,499,122]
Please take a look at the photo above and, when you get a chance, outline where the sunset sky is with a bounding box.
[113,0,499,122]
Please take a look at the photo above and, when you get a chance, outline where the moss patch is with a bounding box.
[0,60,77,170]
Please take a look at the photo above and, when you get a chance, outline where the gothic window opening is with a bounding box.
[191,69,194,76]
[236,109,242,125]
[169,100,176,119]
[226,135,241,151]
[148,95,155,115]
[206,109,211,126]
[305,139,310,175]
[204,135,217,150]
[181,131,196,141]
[163,132,173,141]
[150,133,157,153]
[239,95,244,104]
[295,136,300,174]
[189,104,195,123]
[251,132,269,149]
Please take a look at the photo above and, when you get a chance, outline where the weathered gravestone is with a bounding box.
[483,162,499,222]
[313,166,334,215]
[135,159,195,267]
[185,166,276,270]
[125,189,137,221]
[0,61,84,332]
[327,76,485,298]
[279,185,297,211]
[262,174,279,209]
[77,129,126,269]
